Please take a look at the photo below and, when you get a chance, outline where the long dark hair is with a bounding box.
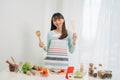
[51,13,68,39]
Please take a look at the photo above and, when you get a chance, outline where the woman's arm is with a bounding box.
[68,31,76,53]
[44,31,51,52]
[39,31,51,52]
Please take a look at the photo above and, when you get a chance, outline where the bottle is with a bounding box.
[93,67,97,77]
[88,63,94,76]
[98,64,103,77]
[80,63,84,72]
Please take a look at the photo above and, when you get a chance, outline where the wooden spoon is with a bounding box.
[70,20,76,32]
[11,56,16,64]
[35,30,41,42]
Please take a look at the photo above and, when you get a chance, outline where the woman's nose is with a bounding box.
[56,20,59,23]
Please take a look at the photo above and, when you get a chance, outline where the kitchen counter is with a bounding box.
[0,69,112,80]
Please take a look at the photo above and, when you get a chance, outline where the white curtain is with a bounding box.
[58,0,120,67]
[75,0,120,80]
[70,0,120,80]
[0,0,120,79]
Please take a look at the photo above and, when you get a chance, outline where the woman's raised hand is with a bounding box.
[39,42,45,49]
[72,33,77,45]
[70,20,77,45]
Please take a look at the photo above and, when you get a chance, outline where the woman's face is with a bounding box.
[52,18,64,29]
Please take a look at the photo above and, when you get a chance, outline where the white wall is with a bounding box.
[0,0,63,71]
[0,0,84,71]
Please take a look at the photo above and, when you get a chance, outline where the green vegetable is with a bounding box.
[22,62,32,73]
[74,71,84,78]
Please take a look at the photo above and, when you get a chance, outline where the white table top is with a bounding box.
[0,69,112,80]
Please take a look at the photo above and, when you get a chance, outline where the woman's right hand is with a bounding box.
[39,42,45,49]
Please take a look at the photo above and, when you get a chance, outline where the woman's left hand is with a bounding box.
[72,33,77,45]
